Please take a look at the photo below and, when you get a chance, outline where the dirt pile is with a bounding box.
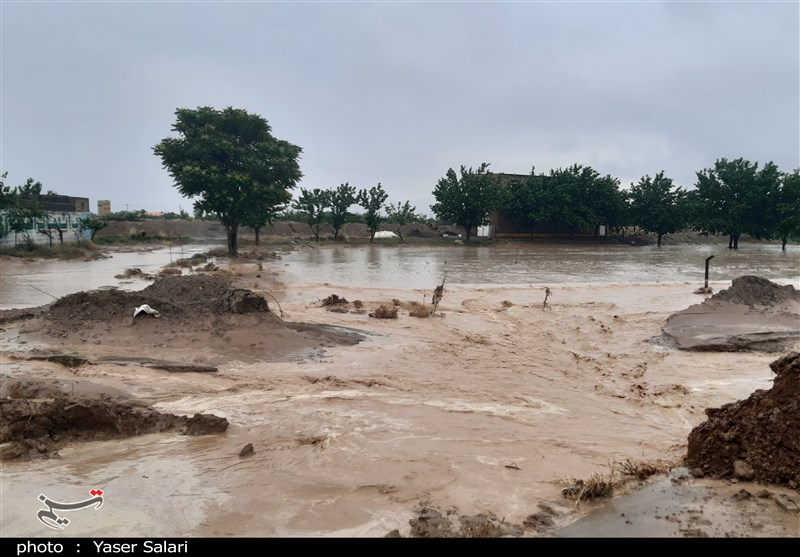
[686,352,800,488]
[711,275,800,308]
[0,378,228,461]
[662,276,800,352]
[19,274,364,363]
[45,275,269,325]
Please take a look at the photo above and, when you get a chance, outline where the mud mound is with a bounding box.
[710,276,800,308]
[141,274,270,314]
[47,289,185,323]
[662,276,800,352]
[686,352,800,488]
[44,275,269,326]
[24,274,364,363]
[0,378,228,461]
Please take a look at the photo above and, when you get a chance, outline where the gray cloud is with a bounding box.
[3,1,797,215]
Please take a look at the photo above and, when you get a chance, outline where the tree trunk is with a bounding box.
[254,227,261,246]
[464,226,472,241]
[733,232,740,250]
[369,230,375,243]
[396,226,404,242]
[728,233,734,249]
[226,223,239,256]
[657,233,663,247]
[781,234,787,251]
[334,228,340,241]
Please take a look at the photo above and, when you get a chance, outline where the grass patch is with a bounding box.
[93,234,191,245]
[0,241,102,260]
[617,458,671,480]
[558,471,618,503]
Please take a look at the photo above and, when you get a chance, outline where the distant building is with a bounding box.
[0,194,92,247]
[97,200,111,216]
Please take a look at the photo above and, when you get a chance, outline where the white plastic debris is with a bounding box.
[133,304,161,318]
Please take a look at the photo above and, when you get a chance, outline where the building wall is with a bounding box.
[0,210,92,247]
[1,194,93,246]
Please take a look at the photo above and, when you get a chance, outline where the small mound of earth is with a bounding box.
[0,378,228,461]
[662,276,800,352]
[686,352,800,488]
[46,275,268,324]
[14,275,364,363]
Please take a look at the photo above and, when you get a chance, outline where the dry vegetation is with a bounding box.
[557,458,672,504]
[369,305,398,319]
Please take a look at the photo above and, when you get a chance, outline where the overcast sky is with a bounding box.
[2,1,798,217]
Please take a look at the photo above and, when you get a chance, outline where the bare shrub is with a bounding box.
[369,305,398,319]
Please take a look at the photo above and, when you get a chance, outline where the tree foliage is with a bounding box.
[384,201,419,242]
[292,188,330,241]
[501,170,553,237]
[773,169,800,251]
[329,182,357,241]
[80,215,108,241]
[357,183,388,242]
[431,163,500,241]
[1,176,46,243]
[545,165,623,238]
[628,171,687,246]
[153,106,302,256]
[691,158,781,249]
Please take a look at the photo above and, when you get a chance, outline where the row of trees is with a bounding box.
[290,183,419,242]
[154,106,424,255]
[150,106,799,256]
[430,160,800,249]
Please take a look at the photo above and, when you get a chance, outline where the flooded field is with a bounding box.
[1,240,798,537]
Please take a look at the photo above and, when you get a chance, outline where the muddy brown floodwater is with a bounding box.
[1,242,799,537]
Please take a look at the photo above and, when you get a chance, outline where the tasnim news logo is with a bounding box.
[36,489,104,530]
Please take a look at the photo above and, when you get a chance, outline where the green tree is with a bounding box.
[692,158,781,249]
[501,170,553,238]
[546,165,623,238]
[384,201,419,242]
[773,169,800,251]
[153,106,302,256]
[292,187,330,241]
[328,182,357,241]
[357,183,388,242]
[244,194,288,245]
[5,178,46,244]
[628,171,687,247]
[80,215,108,240]
[431,163,500,241]
[0,172,11,209]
